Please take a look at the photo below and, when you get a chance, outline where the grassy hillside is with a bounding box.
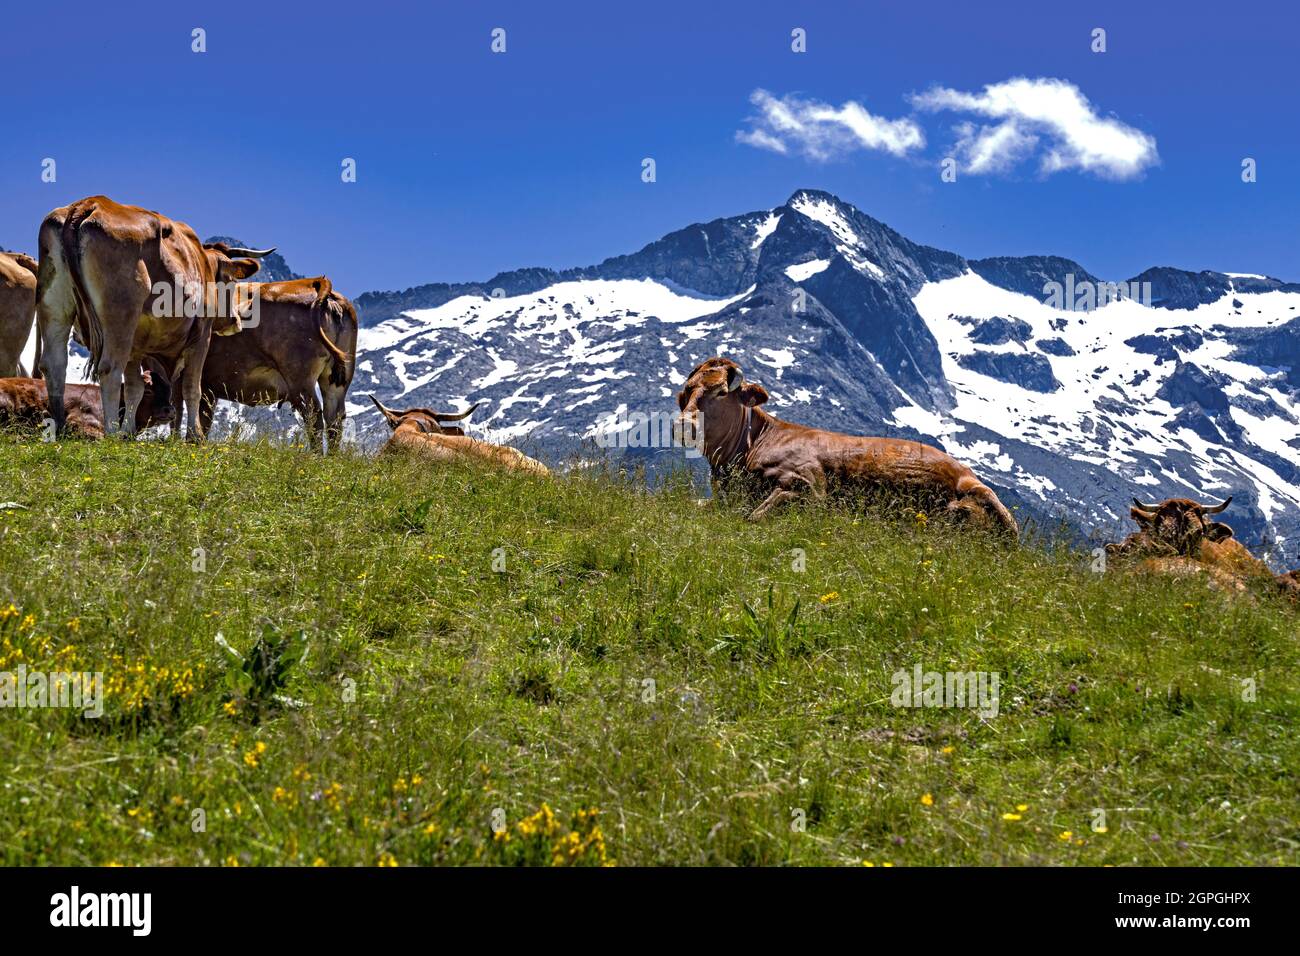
[1,435,1297,866]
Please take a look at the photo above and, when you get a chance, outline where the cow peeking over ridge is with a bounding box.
[369,395,550,476]
[1105,496,1298,598]
[673,356,1018,533]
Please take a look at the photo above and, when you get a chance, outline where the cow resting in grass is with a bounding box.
[0,374,172,439]
[369,396,550,475]
[674,357,1018,532]
[35,195,273,439]
[1104,496,1298,598]
[0,252,38,376]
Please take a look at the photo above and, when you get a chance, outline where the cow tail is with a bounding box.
[61,206,105,381]
[317,295,354,387]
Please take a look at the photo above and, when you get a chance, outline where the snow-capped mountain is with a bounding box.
[338,189,1299,565]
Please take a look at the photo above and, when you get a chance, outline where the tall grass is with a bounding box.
[0,433,1296,865]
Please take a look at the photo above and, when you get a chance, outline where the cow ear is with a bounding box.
[738,383,768,407]
[221,257,261,281]
[1206,521,1234,541]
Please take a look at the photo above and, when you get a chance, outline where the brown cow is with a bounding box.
[674,357,1018,531]
[1105,496,1297,597]
[369,395,550,475]
[0,252,38,376]
[0,375,171,439]
[144,277,357,451]
[34,195,273,440]
[1279,570,1300,598]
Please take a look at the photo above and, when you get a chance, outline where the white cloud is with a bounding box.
[736,89,925,161]
[910,77,1158,179]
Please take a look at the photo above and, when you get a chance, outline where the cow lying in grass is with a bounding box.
[674,357,1018,533]
[0,375,170,439]
[1105,496,1298,598]
[369,395,550,476]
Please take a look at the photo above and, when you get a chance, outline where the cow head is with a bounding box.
[135,358,176,430]
[201,243,274,335]
[674,357,768,462]
[370,395,480,436]
[1111,496,1234,558]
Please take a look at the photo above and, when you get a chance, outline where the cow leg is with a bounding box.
[95,319,137,438]
[121,363,146,436]
[319,376,347,453]
[34,264,77,435]
[178,333,214,442]
[198,393,216,440]
[748,487,803,521]
[90,262,150,438]
[290,390,324,452]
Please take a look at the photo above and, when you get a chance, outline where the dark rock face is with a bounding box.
[326,188,1300,566]
[1156,362,1229,412]
[968,316,1032,346]
[1129,267,1232,310]
[204,237,300,283]
[1223,317,1300,390]
[1125,329,1206,364]
[1035,337,1076,356]
[802,257,951,411]
[957,350,1061,393]
[969,255,1101,303]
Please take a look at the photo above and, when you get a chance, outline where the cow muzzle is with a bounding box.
[673,410,703,452]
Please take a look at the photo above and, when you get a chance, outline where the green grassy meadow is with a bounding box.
[1,434,1297,866]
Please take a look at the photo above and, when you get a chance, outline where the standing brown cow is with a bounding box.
[0,252,38,376]
[674,356,1018,531]
[145,277,357,451]
[34,195,272,439]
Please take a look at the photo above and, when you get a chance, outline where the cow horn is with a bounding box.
[725,365,744,392]
[1130,499,1157,520]
[1203,495,1232,514]
[433,401,481,423]
[224,246,276,258]
[1133,497,1159,511]
[368,394,401,421]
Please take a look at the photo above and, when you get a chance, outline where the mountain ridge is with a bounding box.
[220,190,1300,567]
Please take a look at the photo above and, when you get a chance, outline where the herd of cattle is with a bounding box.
[0,196,1296,603]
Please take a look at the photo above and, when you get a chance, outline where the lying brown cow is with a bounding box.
[145,277,357,451]
[0,252,38,376]
[674,357,1018,531]
[0,375,170,439]
[369,395,549,475]
[1105,496,1297,597]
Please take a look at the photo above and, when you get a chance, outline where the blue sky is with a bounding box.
[2,0,1296,295]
